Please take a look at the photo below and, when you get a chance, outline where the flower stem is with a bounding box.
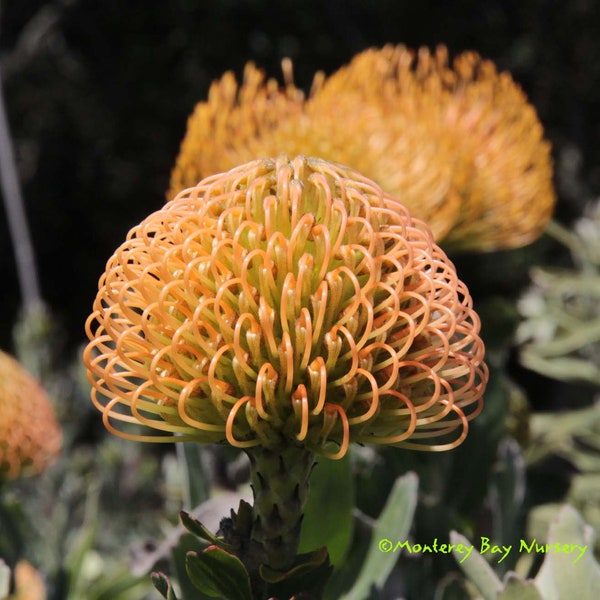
[244,445,315,574]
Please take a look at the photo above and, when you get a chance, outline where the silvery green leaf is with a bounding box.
[534,505,600,600]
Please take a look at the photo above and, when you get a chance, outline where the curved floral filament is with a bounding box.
[320,404,350,460]
[280,272,296,337]
[254,362,280,422]
[362,342,398,391]
[396,403,469,451]
[233,312,261,378]
[258,297,279,358]
[287,213,315,267]
[207,343,235,387]
[349,368,380,424]
[294,254,314,311]
[240,248,269,310]
[292,385,309,441]
[310,281,329,347]
[279,331,295,396]
[226,397,261,448]
[306,172,333,226]
[310,224,333,283]
[307,357,327,415]
[296,307,313,373]
[266,231,290,287]
[102,395,199,442]
[348,298,375,350]
[328,325,359,385]
[213,279,242,340]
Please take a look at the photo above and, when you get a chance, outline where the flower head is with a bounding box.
[168,61,306,200]
[168,58,456,240]
[0,350,62,480]
[423,46,555,251]
[169,46,554,251]
[85,156,487,458]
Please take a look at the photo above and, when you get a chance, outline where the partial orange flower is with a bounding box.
[168,61,306,199]
[169,45,554,251]
[168,58,456,241]
[9,561,46,600]
[0,350,62,481]
[415,46,554,251]
[85,156,487,458]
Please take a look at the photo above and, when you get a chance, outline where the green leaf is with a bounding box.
[497,574,542,600]
[179,511,237,552]
[172,532,212,600]
[64,482,101,600]
[186,546,252,600]
[81,569,151,600]
[260,547,333,598]
[0,495,26,567]
[0,560,10,599]
[490,438,526,572]
[534,504,600,599]
[337,471,418,600]
[450,531,502,600]
[151,572,179,600]
[177,442,211,509]
[298,453,354,565]
[260,546,330,583]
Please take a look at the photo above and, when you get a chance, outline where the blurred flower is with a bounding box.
[0,350,62,481]
[8,561,46,600]
[85,156,487,459]
[169,46,554,252]
[316,45,556,251]
[168,57,456,241]
[168,61,306,200]
[436,48,555,251]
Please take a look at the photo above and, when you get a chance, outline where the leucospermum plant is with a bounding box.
[0,350,62,482]
[84,155,488,598]
[170,45,555,252]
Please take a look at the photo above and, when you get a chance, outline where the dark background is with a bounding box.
[1,0,599,357]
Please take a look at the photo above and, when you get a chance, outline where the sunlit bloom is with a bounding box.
[304,44,555,251]
[85,156,487,459]
[427,46,555,251]
[0,350,62,481]
[168,59,456,240]
[169,46,554,251]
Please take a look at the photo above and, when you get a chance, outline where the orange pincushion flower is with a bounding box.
[168,61,306,199]
[168,59,456,241]
[85,156,487,459]
[301,44,555,251]
[169,46,554,251]
[0,351,62,480]
[419,46,554,251]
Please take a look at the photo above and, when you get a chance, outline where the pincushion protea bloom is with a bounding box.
[85,155,487,575]
[169,45,554,252]
[0,350,62,481]
[168,59,456,241]
[310,45,556,251]
[168,61,306,200]
[85,155,486,456]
